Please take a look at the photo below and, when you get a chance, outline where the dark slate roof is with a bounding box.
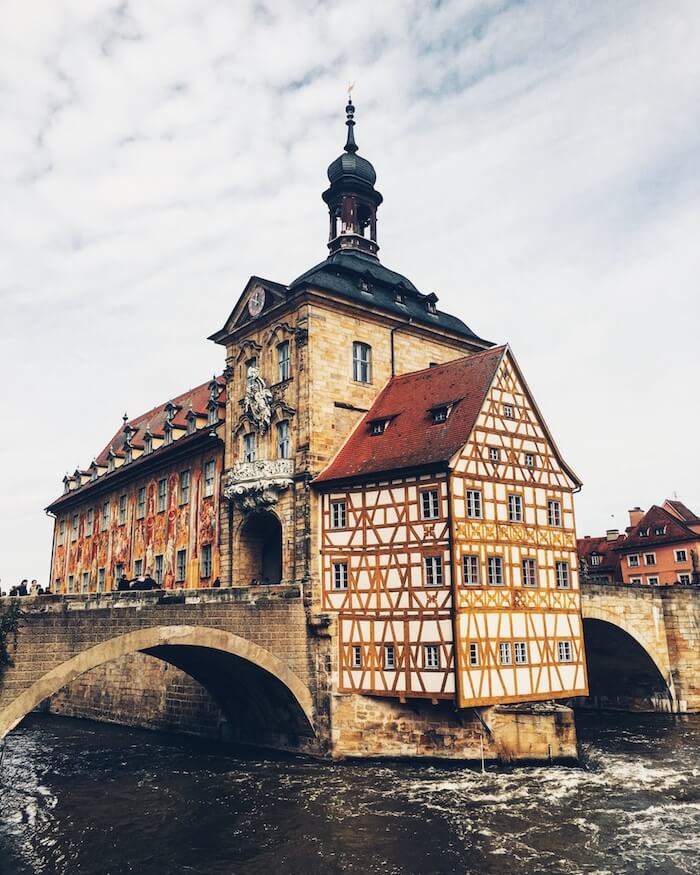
[314,347,506,483]
[289,250,490,345]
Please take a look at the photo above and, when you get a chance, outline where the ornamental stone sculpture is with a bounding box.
[244,367,273,433]
[223,459,294,511]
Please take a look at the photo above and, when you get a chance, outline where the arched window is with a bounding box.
[352,341,371,383]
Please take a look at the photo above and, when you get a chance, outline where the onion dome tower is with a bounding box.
[322,98,383,258]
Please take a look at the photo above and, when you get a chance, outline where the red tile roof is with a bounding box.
[614,504,698,551]
[577,535,624,581]
[664,500,700,525]
[315,347,507,483]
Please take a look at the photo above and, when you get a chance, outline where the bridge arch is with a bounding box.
[580,606,676,711]
[0,625,315,744]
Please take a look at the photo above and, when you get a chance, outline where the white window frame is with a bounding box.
[137,486,146,519]
[499,642,512,665]
[243,432,256,464]
[333,562,348,591]
[647,576,659,585]
[463,555,480,586]
[277,340,291,382]
[424,555,444,586]
[179,470,190,505]
[524,453,535,468]
[466,490,482,519]
[643,552,656,566]
[503,404,514,418]
[514,641,529,665]
[629,576,643,584]
[488,447,500,462]
[508,494,523,522]
[119,494,127,525]
[555,561,570,589]
[557,640,573,663]
[548,500,562,527]
[384,644,396,670]
[277,420,290,459]
[424,644,440,670]
[675,549,688,563]
[176,549,187,583]
[627,554,640,568]
[487,556,504,586]
[678,574,691,584]
[421,489,439,520]
[351,645,362,669]
[330,501,346,530]
[204,460,215,497]
[352,341,372,383]
[155,555,164,585]
[522,558,538,587]
[200,544,212,579]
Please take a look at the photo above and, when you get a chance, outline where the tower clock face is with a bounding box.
[248,286,265,317]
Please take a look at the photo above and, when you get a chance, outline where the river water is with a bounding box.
[0,713,698,875]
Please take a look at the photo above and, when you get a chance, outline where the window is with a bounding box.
[675,550,688,563]
[548,500,562,527]
[81,572,89,592]
[424,645,440,669]
[144,434,153,455]
[118,494,127,525]
[508,494,523,522]
[208,404,218,427]
[463,555,480,586]
[188,414,197,434]
[466,490,482,519]
[488,556,504,586]
[58,519,65,545]
[639,528,649,538]
[426,299,437,315]
[101,500,110,531]
[204,460,215,497]
[503,404,514,418]
[643,553,656,566]
[555,561,570,589]
[351,645,362,669]
[370,420,386,435]
[522,558,538,587]
[679,574,691,584]
[331,501,346,529]
[124,447,133,464]
[352,341,371,383]
[246,356,258,374]
[277,420,290,459]
[630,576,642,584]
[647,576,659,585]
[108,456,115,473]
[97,568,105,592]
[277,341,291,382]
[424,555,443,586]
[157,479,167,513]
[86,508,94,537]
[432,407,448,424]
[67,575,75,593]
[333,562,348,590]
[499,642,512,665]
[134,558,143,578]
[164,424,173,446]
[524,453,535,468]
[200,544,212,579]
[179,470,190,505]
[627,554,640,568]
[243,432,256,463]
[115,563,124,581]
[176,550,187,583]
[468,642,479,666]
[514,641,529,665]
[654,526,666,536]
[384,644,396,670]
[421,489,439,520]
[135,486,145,519]
[590,554,602,566]
[557,640,573,663]
[71,514,78,541]
[488,447,500,462]
[154,555,163,585]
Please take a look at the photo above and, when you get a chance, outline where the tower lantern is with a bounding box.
[322,98,383,258]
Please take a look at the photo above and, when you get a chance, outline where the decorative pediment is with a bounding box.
[234,339,262,364]
[267,322,296,344]
[209,276,289,343]
[223,459,294,511]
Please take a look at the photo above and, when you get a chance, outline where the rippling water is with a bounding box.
[0,713,699,874]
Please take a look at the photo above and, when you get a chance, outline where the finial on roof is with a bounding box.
[122,412,128,424]
[344,93,358,154]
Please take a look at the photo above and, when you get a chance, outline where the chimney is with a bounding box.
[628,507,644,528]
[606,529,619,542]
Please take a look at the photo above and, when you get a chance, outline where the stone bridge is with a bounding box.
[580,582,700,713]
[0,587,331,753]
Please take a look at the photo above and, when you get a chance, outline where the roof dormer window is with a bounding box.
[164,423,173,446]
[143,433,153,455]
[164,401,177,424]
[654,526,666,536]
[370,420,387,436]
[207,403,218,427]
[187,412,197,435]
[63,476,70,494]
[639,527,649,537]
[425,293,438,315]
[431,406,449,424]
[124,447,133,465]
[395,291,406,306]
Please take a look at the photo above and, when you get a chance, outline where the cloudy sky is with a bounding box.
[1,0,699,588]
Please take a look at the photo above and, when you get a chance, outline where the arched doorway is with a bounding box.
[237,511,282,585]
[577,619,674,712]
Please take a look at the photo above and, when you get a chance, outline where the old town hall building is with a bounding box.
[47,101,587,756]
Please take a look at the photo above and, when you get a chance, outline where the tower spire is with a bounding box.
[344,96,358,154]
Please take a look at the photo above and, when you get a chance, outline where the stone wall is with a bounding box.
[44,653,226,739]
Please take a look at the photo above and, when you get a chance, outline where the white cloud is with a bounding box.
[1,0,699,586]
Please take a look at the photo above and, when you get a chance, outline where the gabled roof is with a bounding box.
[614,504,699,551]
[314,347,506,484]
[664,499,700,525]
[577,535,623,581]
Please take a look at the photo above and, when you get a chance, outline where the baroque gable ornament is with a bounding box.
[223,459,294,511]
[244,367,272,433]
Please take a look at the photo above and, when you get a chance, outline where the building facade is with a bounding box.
[45,100,587,758]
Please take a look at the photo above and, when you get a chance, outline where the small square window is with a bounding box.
[524,453,535,468]
[557,641,573,663]
[675,550,688,563]
[488,447,500,462]
[424,644,440,669]
[628,554,640,568]
[639,528,649,538]
[514,641,529,664]
[643,553,656,566]
[432,407,448,424]
[371,420,386,435]
[499,642,512,665]
[679,574,691,584]
[630,576,643,584]
[647,576,659,585]
[503,404,514,418]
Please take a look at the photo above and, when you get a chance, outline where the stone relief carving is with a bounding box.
[223,459,294,511]
[244,367,273,433]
